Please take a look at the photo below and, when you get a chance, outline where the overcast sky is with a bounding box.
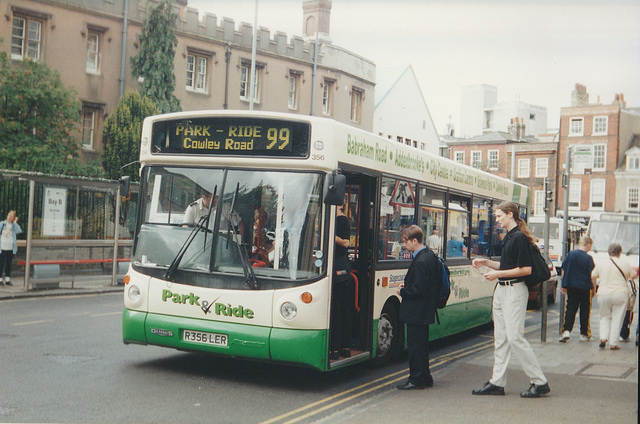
[186,0,640,135]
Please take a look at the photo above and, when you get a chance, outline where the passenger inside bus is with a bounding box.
[183,189,245,236]
[447,233,466,257]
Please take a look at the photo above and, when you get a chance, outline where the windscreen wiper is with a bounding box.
[164,186,217,281]
[226,183,259,290]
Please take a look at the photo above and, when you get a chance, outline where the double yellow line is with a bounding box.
[261,338,495,424]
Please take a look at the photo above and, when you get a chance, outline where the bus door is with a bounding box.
[344,174,377,356]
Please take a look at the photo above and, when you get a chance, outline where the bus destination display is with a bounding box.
[152,117,310,157]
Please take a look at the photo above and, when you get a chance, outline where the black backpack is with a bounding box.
[524,243,551,288]
[436,256,451,309]
[434,255,451,325]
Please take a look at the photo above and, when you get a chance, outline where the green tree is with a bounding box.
[130,0,181,114]
[0,51,101,176]
[102,90,158,181]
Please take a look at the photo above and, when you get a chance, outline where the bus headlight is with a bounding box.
[128,284,141,303]
[280,301,297,320]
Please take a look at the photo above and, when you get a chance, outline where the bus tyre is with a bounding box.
[372,305,402,366]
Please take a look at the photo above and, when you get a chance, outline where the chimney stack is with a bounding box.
[571,83,589,107]
[613,93,626,108]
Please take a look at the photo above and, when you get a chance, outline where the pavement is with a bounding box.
[0,274,123,300]
[1,276,637,423]
[337,299,639,424]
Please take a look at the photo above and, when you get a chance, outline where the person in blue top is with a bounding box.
[559,236,595,342]
[0,210,23,286]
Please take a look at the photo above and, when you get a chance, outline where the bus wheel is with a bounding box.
[372,305,401,366]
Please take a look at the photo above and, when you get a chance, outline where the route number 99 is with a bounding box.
[266,128,290,150]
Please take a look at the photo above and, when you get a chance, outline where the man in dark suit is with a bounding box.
[396,225,441,390]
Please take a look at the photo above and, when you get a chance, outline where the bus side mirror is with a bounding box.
[323,172,346,206]
[119,176,131,200]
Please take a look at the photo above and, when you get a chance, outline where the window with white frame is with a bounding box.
[240,63,261,102]
[471,151,482,168]
[627,154,640,170]
[488,150,499,169]
[517,158,530,178]
[12,16,42,60]
[590,179,605,209]
[569,179,581,208]
[569,117,584,136]
[187,54,207,92]
[592,116,608,135]
[454,151,465,164]
[593,144,606,170]
[534,190,545,216]
[322,80,333,115]
[86,32,100,73]
[350,88,363,123]
[628,187,639,210]
[82,106,99,149]
[535,158,548,178]
[288,72,299,109]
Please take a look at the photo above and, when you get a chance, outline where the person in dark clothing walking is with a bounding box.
[559,236,595,342]
[396,225,441,390]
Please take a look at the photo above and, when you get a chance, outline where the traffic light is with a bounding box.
[544,177,553,212]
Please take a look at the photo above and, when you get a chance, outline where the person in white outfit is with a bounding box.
[471,201,550,398]
[591,243,638,350]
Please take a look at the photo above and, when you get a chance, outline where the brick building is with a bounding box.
[556,84,640,223]
[1,0,375,164]
[446,118,557,216]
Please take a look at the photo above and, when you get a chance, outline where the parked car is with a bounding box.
[527,252,558,309]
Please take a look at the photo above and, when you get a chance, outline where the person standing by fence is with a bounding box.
[0,211,22,286]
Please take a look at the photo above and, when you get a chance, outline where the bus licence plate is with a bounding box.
[183,330,228,347]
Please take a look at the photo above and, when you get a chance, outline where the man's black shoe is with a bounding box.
[396,381,425,390]
[520,383,550,398]
[471,381,505,396]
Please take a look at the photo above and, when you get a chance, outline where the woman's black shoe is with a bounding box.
[339,349,351,358]
[329,351,339,360]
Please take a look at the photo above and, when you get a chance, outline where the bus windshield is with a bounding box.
[132,166,324,284]
[590,220,640,254]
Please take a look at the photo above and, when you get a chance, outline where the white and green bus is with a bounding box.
[122,111,529,371]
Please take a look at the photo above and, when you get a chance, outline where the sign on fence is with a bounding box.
[42,187,67,236]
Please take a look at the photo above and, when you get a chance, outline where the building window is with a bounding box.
[627,154,640,170]
[590,179,605,209]
[530,113,536,120]
[350,88,363,123]
[593,116,608,135]
[86,32,100,73]
[593,144,606,170]
[628,187,639,210]
[322,80,333,115]
[240,63,261,102]
[534,190,545,216]
[569,179,581,208]
[454,151,465,164]
[288,72,299,110]
[569,117,584,136]
[488,150,499,169]
[471,151,482,169]
[12,16,42,60]
[186,54,207,92]
[483,110,493,129]
[82,107,98,149]
[535,158,548,178]
[517,158,530,178]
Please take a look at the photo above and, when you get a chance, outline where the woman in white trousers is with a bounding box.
[592,243,637,350]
